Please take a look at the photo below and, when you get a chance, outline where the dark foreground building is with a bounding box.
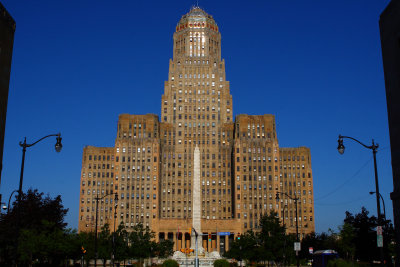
[0,2,15,204]
[78,7,315,253]
[379,0,400,263]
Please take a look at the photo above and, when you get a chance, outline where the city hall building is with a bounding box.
[78,7,315,253]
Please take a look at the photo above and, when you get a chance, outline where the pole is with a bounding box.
[295,198,299,267]
[18,140,26,203]
[282,205,287,267]
[338,136,385,265]
[113,211,116,267]
[15,139,26,266]
[195,233,198,267]
[13,134,62,267]
[94,195,99,267]
[380,193,386,220]
[372,145,385,266]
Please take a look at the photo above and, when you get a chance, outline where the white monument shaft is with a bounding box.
[191,146,203,252]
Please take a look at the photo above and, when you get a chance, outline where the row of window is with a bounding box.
[83,172,113,178]
[116,147,152,153]
[87,154,113,161]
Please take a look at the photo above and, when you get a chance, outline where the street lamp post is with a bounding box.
[18,133,62,203]
[337,134,384,266]
[15,133,62,265]
[282,204,288,267]
[370,191,386,221]
[94,192,118,267]
[112,193,119,267]
[276,191,299,267]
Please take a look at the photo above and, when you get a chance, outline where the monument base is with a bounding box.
[172,250,222,267]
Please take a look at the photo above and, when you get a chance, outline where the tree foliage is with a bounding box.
[301,207,395,265]
[213,259,230,267]
[259,211,286,262]
[0,189,71,266]
[162,259,179,267]
[157,239,174,259]
[225,211,295,265]
[129,223,157,261]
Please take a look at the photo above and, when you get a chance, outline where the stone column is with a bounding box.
[191,146,204,253]
[173,232,177,251]
[217,234,220,252]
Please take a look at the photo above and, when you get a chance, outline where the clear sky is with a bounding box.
[0,0,392,233]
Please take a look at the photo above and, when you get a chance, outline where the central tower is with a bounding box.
[160,7,234,221]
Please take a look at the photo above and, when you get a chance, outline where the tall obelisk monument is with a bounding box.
[191,146,204,253]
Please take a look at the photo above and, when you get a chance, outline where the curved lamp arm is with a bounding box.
[8,189,18,212]
[338,134,378,155]
[20,133,62,152]
[96,192,118,201]
[276,191,299,201]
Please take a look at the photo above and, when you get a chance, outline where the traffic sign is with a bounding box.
[377,226,382,235]
[309,247,313,254]
[294,242,301,251]
[218,232,231,236]
[377,235,383,248]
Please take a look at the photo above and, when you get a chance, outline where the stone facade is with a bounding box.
[78,7,315,253]
[78,146,115,232]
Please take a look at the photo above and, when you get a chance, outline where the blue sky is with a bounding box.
[0,0,392,233]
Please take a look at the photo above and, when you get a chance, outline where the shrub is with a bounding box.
[327,259,359,267]
[162,259,179,267]
[214,259,230,267]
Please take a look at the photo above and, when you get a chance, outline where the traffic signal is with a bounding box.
[237,233,241,240]
[208,233,212,241]
[81,246,86,254]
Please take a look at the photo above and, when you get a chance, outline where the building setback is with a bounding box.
[78,7,315,253]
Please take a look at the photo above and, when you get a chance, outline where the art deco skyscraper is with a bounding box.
[79,7,315,253]
[160,7,233,221]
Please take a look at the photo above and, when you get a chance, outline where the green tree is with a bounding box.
[224,230,261,264]
[283,234,297,265]
[78,231,96,267]
[242,230,263,264]
[63,228,85,264]
[258,211,286,264]
[213,259,230,267]
[157,239,174,259]
[344,207,395,265]
[128,223,157,266]
[344,207,378,262]
[114,222,129,264]
[225,211,287,265]
[338,223,356,260]
[98,223,112,267]
[162,259,179,267]
[223,237,243,262]
[0,189,69,266]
